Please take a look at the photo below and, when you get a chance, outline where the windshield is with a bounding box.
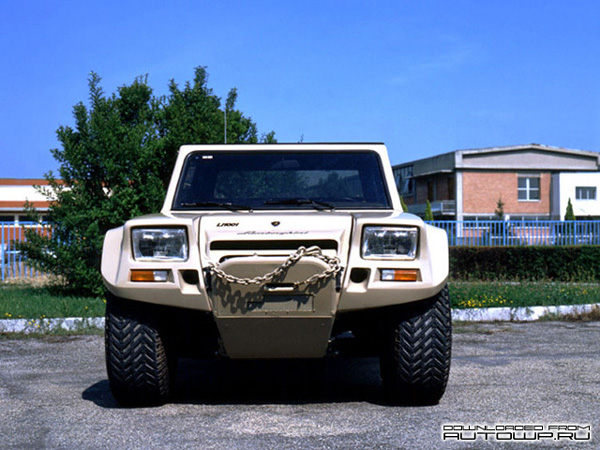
[172,151,392,210]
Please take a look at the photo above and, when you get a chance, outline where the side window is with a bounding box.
[576,186,596,200]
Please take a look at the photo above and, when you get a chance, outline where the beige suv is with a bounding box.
[102,143,451,406]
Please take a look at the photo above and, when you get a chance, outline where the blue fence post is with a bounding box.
[1,223,4,282]
[13,224,18,278]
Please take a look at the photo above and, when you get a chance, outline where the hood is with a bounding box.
[199,213,354,266]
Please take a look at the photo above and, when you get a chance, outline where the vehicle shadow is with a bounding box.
[82,356,386,408]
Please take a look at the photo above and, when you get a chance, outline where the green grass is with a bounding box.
[0,286,104,320]
[449,281,600,309]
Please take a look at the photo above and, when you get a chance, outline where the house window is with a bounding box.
[426,179,435,201]
[447,176,455,200]
[576,186,596,200]
[518,175,540,201]
[393,165,414,197]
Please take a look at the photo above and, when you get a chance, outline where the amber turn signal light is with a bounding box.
[380,269,419,282]
[130,270,169,282]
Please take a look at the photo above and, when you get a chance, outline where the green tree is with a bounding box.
[19,67,275,296]
[565,198,575,220]
[494,196,505,219]
[559,198,577,244]
[400,196,408,213]
[424,200,434,221]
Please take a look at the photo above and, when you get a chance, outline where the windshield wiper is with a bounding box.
[179,201,253,211]
[264,198,336,211]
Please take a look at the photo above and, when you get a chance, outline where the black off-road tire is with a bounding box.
[105,294,176,406]
[380,285,452,405]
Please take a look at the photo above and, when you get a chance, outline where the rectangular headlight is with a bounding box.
[132,228,188,261]
[362,226,418,260]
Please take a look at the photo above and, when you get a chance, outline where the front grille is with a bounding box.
[209,239,338,251]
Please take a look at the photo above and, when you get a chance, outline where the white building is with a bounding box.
[551,172,600,219]
[0,179,51,223]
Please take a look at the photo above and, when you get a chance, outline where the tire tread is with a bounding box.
[105,295,173,406]
[380,285,452,405]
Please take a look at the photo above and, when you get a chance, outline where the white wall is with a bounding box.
[552,172,600,219]
[0,185,49,203]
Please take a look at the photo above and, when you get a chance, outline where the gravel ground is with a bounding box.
[0,321,598,449]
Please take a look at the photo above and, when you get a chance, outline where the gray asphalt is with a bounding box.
[0,321,598,449]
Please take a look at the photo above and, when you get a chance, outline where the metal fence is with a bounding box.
[3,219,600,281]
[1,222,49,282]
[428,220,600,247]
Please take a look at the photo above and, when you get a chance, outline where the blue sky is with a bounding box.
[1,0,599,178]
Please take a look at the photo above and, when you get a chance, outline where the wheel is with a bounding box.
[380,285,452,405]
[105,293,176,406]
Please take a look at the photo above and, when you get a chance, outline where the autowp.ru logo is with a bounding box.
[442,424,591,442]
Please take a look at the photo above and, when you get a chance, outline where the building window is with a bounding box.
[518,175,540,201]
[426,179,435,201]
[447,176,455,200]
[393,165,414,197]
[0,215,17,223]
[576,186,596,200]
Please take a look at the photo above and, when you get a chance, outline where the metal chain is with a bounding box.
[206,246,342,288]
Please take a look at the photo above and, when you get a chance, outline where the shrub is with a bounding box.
[17,68,274,296]
[449,246,600,281]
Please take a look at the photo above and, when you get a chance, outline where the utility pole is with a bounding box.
[224,108,227,144]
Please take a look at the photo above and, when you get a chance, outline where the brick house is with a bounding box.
[392,144,600,220]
